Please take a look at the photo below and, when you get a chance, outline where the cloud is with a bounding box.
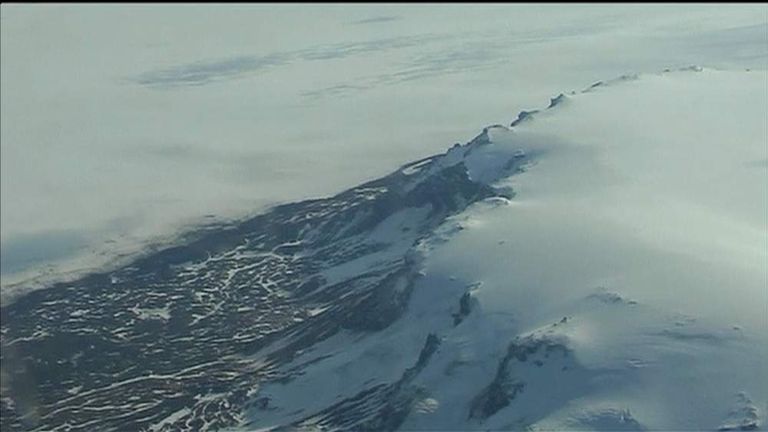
[745,158,768,169]
[300,38,522,99]
[0,213,146,279]
[0,229,93,276]
[133,53,293,87]
[131,20,614,93]
[349,15,401,25]
[301,23,623,100]
[132,33,446,88]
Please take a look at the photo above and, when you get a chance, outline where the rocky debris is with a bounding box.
[408,333,441,377]
[0,126,518,432]
[718,392,760,431]
[547,93,566,108]
[567,407,645,431]
[587,289,637,305]
[680,65,703,72]
[452,291,473,326]
[510,110,539,127]
[340,265,418,332]
[584,81,604,92]
[461,126,505,157]
[277,333,441,432]
[469,335,569,420]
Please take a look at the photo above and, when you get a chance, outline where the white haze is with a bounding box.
[1,4,766,295]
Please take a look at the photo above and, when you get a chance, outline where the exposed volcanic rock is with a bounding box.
[0,127,525,432]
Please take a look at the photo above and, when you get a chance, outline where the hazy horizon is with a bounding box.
[2,4,766,294]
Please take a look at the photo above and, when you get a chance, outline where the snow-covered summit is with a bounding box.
[247,67,767,431]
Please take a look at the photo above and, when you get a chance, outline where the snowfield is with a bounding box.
[1,67,765,432]
[3,6,767,432]
[241,68,768,431]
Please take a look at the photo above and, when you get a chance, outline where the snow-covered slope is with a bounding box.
[241,68,768,431]
[1,67,765,432]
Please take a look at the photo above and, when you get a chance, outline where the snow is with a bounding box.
[241,68,767,431]
[130,304,172,321]
[408,68,768,430]
[1,5,766,431]
[148,407,191,432]
[3,5,767,298]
